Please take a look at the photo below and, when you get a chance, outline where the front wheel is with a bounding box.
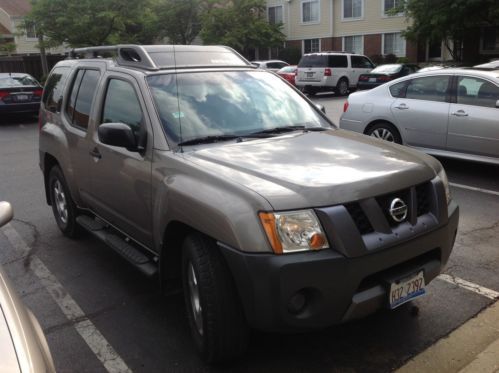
[182,233,249,363]
[336,78,349,96]
[366,122,402,144]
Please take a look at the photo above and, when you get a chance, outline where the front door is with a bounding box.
[447,75,499,158]
[88,75,153,247]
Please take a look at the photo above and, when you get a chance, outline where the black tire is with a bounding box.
[365,122,402,144]
[182,233,249,363]
[304,86,318,96]
[336,78,349,96]
[48,165,82,238]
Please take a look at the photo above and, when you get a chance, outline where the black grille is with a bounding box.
[345,203,374,235]
[416,182,431,216]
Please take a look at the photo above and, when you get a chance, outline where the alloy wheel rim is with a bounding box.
[187,262,203,336]
[53,180,68,224]
[371,128,395,142]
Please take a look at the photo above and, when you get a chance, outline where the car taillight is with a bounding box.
[359,75,369,81]
[378,76,391,82]
[324,68,332,76]
[0,90,9,99]
[34,89,43,96]
[343,101,349,112]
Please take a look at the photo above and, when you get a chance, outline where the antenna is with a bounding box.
[172,44,184,153]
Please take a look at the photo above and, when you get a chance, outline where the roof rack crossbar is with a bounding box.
[69,45,159,70]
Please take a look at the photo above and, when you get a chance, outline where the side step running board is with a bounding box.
[76,215,158,277]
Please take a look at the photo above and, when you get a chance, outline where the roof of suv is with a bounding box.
[67,44,253,72]
[302,51,365,56]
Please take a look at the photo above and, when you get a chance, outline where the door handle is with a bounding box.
[89,148,102,159]
[395,104,409,110]
[451,110,468,117]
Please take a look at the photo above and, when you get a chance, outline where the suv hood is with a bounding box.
[186,130,439,210]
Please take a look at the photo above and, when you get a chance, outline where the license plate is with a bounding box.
[389,271,425,309]
[306,72,314,78]
[15,94,29,101]
[369,77,377,82]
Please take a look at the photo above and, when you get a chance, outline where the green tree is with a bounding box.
[155,0,202,44]
[200,0,285,57]
[400,0,499,61]
[28,0,158,48]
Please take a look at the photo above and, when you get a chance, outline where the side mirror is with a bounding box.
[315,103,326,114]
[0,201,13,228]
[98,123,138,151]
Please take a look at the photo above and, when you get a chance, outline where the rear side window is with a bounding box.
[101,79,143,131]
[298,55,328,67]
[405,76,450,103]
[328,55,348,68]
[457,76,499,108]
[66,69,101,130]
[351,56,373,69]
[43,67,70,113]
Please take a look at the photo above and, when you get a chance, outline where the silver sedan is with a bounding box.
[340,68,499,165]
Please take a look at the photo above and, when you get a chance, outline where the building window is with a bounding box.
[343,0,363,20]
[428,40,442,59]
[383,0,403,16]
[482,27,499,51]
[302,0,320,23]
[384,32,406,56]
[25,21,37,39]
[343,35,363,54]
[304,39,320,54]
[268,5,283,24]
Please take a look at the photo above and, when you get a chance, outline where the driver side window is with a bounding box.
[101,79,143,131]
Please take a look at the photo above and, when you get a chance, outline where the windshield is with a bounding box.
[147,71,332,144]
[371,64,402,74]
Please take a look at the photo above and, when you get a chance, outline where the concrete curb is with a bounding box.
[396,301,499,373]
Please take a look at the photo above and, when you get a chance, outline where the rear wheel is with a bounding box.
[366,122,402,144]
[48,166,82,238]
[182,233,249,363]
[336,78,349,96]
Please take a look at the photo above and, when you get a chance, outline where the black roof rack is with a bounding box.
[69,44,251,70]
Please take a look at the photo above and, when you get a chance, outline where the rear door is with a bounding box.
[296,55,328,84]
[87,73,153,247]
[390,75,451,148]
[447,75,499,158]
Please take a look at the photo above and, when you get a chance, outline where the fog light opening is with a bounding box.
[288,290,307,315]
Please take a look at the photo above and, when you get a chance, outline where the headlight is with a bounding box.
[438,168,451,204]
[259,210,329,254]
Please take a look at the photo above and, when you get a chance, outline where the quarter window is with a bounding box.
[304,39,320,54]
[268,5,283,24]
[344,36,363,54]
[43,67,70,113]
[389,81,407,98]
[66,69,101,130]
[457,77,499,108]
[343,0,363,19]
[405,76,450,103]
[302,0,320,23]
[384,33,406,57]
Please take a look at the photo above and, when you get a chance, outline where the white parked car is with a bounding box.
[340,68,499,165]
[250,59,289,72]
[295,52,374,96]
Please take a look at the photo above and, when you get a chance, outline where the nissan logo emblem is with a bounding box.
[389,198,408,223]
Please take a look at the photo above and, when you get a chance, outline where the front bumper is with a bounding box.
[219,201,458,332]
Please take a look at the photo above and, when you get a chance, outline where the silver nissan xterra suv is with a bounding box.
[39,45,459,363]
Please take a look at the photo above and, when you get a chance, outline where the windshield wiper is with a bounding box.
[249,125,328,136]
[177,135,240,146]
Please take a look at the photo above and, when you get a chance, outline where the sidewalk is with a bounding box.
[396,300,499,373]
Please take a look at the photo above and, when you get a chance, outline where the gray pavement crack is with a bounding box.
[460,220,499,236]
[12,218,40,269]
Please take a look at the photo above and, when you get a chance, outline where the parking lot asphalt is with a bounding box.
[0,107,498,372]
